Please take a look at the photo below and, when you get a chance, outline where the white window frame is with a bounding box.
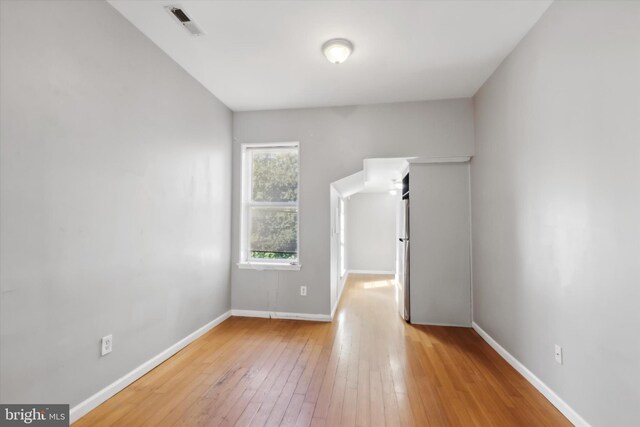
[238,142,301,271]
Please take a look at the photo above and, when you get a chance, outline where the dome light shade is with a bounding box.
[322,39,353,64]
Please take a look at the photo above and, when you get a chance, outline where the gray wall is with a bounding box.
[472,1,640,425]
[410,162,471,326]
[232,100,474,316]
[346,192,396,273]
[0,0,232,407]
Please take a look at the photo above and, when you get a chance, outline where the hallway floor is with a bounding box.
[76,274,570,426]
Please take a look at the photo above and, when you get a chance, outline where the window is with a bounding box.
[239,142,300,269]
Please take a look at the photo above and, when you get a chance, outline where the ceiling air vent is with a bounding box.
[165,6,204,36]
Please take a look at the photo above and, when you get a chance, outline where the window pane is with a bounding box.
[251,149,298,202]
[250,207,297,260]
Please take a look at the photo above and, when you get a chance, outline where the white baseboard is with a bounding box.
[472,322,590,427]
[231,309,330,322]
[348,269,395,275]
[70,310,232,424]
[411,321,471,327]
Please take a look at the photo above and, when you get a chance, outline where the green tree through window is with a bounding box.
[251,151,298,202]
[244,145,299,261]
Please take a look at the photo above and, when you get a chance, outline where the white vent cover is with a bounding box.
[165,6,204,36]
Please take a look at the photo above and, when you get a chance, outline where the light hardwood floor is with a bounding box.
[75,274,571,426]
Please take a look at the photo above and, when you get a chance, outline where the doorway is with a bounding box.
[329,158,410,317]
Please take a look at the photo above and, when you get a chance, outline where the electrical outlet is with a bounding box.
[101,334,113,356]
[300,285,307,296]
[554,344,562,364]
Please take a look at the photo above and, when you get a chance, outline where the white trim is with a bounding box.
[237,262,301,271]
[472,322,591,427]
[231,309,330,322]
[242,141,299,149]
[231,309,270,318]
[70,310,232,424]
[239,142,301,265]
[331,300,339,320]
[332,271,350,319]
[348,269,395,275]
[408,156,472,164]
[411,321,471,327]
[467,162,474,323]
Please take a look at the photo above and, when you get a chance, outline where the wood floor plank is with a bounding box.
[293,402,315,427]
[280,393,305,427]
[76,275,572,427]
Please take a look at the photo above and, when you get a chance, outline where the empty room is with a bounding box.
[1,0,638,426]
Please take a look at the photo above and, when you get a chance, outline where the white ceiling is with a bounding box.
[362,158,409,193]
[108,0,552,112]
[332,158,409,197]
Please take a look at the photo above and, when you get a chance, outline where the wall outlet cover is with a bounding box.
[300,285,307,296]
[101,335,113,356]
[554,344,562,364]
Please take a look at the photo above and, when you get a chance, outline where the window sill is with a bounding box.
[237,262,301,271]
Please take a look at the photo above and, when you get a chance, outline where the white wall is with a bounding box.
[472,1,640,425]
[232,99,474,316]
[346,192,397,273]
[409,162,471,326]
[0,0,232,407]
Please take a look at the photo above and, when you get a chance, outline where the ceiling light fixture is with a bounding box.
[322,38,353,64]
